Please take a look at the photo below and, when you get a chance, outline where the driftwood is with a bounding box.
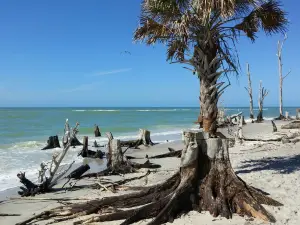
[120,129,154,148]
[244,131,300,144]
[281,121,300,129]
[94,125,101,137]
[77,136,105,159]
[0,214,21,216]
[67,164,90,179]
[41,135,60,150]
[17,120,80,196]
[20,131,282,225]
[148,148,182,159]
[271,120,278,132]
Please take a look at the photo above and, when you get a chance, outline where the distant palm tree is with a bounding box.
[134,0,287,135]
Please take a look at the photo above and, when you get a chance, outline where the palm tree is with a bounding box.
[19,2,289,224]
[134,0,287,135]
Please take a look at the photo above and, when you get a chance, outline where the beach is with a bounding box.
[1,120,300,225]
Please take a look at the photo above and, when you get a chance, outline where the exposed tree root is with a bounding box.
[16,132,282,225]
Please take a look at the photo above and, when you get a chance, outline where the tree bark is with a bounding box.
[41,136,60,150]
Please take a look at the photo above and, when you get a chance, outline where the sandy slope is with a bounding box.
[1,121,300,225]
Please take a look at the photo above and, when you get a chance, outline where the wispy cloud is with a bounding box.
[92,68,132,76]
[61,82,101,93]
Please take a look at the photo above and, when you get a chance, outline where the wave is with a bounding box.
[73,109,192,112]
[73,109,119,112]
[136,109,191,112]
[10,141,44,150]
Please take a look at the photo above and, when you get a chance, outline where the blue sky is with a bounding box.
[0,0,299,107]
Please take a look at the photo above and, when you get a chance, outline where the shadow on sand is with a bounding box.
[236,154,300,174]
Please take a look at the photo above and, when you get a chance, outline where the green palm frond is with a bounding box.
[134,0,288,77]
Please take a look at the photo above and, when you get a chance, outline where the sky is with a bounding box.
[0,0,299,107]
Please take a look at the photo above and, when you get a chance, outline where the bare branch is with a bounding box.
[283,69,291,80]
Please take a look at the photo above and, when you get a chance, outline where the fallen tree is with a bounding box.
[120,129,154,148]
[18,131,282,225]
[17,120,80,197]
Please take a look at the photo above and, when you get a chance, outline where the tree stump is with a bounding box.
[296,109,300,119]
[94,125,101,137]
[41,136,60,150]
[271,120,278,132]
[78,136,105,159]
[120,129,154,148]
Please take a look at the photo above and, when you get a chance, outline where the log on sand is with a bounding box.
[281,121,300,129]
[19,131,282,225]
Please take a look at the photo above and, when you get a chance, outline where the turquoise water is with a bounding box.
[0,106,298,191]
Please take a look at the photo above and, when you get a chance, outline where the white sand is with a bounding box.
[1,121,300,225]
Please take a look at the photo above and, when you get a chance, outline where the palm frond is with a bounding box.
[234,0,287,41]
[255,0,288,34]
[134,16,172,44]
[167,39,189,61]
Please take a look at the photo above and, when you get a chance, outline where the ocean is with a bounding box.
[0,106,297,191]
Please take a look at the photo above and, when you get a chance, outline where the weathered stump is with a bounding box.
[78,136,105,159]
[26,131,282,224]
[94,125,101,137]
[256,111,263,122]
[120,129,154,148]
[296,109,300,119]
[41,136,60,150]
[271,120,278,132]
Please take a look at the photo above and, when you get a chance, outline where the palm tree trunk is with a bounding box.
[199,75,218,135]
[195,43,219,136]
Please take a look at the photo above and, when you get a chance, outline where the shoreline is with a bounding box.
[1,120,300,225]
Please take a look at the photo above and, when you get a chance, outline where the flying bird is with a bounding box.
[120,51,131,55]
